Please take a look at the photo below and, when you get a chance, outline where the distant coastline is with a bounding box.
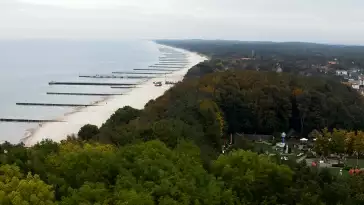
[23,43,207,146]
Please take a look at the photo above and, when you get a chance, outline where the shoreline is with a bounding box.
[23,43,207,147]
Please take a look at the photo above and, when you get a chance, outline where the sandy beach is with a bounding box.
[23,44,207,147]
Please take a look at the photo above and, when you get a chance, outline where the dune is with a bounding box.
[23,44,207,147]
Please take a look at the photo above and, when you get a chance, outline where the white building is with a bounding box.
[352,84,360,90]
[336,70,348,76]
[359,75,364,85]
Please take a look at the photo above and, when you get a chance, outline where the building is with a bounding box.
[336,70,348,76]
[352,83,360,90]
[275,63,283,73]
[359,75,364,85]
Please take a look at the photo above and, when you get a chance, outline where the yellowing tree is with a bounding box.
[198,99,225,149]
[0,164,55,205]
[313,128,331,159]
[345,131,356,156]
[330,129,347,164]
[353,131,364,167]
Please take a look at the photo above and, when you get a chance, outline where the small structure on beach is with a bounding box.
[153,81,162,87]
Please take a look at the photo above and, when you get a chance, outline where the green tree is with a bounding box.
[330,129,347,164]
[114,189,154,205]
[45,142,117,197]
[313,128,331,159]
[353,131,364,167]
[102,106,141,128]
[151,119,203,148]
[212,150,293,204]
[78,124,99,141]
[60,182,112,205]
[114,140,230,205]
[198,99,224,150]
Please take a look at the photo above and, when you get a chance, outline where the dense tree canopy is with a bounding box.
[4,40,364,204]
[0,164,55,205]
[2,139,364,204]
[157,40,364,71]
[90,70,364,158]
[78,124,99,141]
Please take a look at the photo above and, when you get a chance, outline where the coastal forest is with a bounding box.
[157,40,364,76]
[3,40,364,204]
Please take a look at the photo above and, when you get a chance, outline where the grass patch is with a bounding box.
[345,158,364,168]
[327,168,350,178]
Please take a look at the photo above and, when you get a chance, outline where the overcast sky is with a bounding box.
[1,0,364,44]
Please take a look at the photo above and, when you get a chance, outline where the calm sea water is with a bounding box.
[0,40,161,143]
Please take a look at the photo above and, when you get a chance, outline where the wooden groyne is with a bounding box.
[160,54,186,56]
[154,63,187,66]
[110,86,138,89]
[159,58,187,60]
[112,71,171,75]
[149,65,185,68]
[155,64,187,66]
[49,82,138,86]
[16,103,98,107]
[134,68,180,72]
[46,92,124,96]
[161,57,186,59]
[161,54,186,57]
[0,118,63,123]
[158,60,188,64]
[161,56,186,59]
[79,75,152,79]
[158,60,189,63]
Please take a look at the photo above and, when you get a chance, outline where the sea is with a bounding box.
[0,40,161,144]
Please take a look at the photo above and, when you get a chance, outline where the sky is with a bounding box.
[1,0,364,44]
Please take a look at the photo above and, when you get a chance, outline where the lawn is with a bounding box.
[317,158,364,178]
[327,168,351,178]
[345,158,364,168]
